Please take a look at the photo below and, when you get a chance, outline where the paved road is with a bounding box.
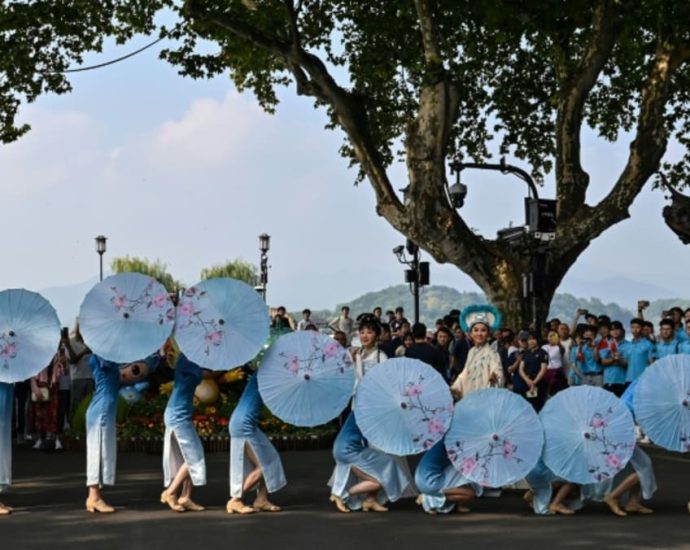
[1,445,688,549]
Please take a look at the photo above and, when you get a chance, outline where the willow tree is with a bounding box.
[4,1,690,327]
[200,258,259,285]
[111,256,183,292]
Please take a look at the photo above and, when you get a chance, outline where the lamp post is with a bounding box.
[258,233,270,302]
[447,157,556,331]
[393,240,430,325]
[95,235,107,282]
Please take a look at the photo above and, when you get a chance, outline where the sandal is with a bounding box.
[178,498,205,512]
[330,495,350,513]
[252,500,281,512]
[226,499,256,515]
[85,498,115,513]
[362,498,388,512]
[160,491,185,513]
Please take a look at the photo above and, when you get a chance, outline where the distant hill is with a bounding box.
[318,285,690,328]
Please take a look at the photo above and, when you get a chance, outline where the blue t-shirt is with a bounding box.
[679,340,690,355]
[655,339,679,360]
[581,343,601,374]
[624,338,654,382]
[676,327,688,344]
[600,340,628,385]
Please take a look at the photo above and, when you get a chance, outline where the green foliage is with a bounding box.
[70,392,129,436]
[110,255,183,292]
[0,1,161,143]
[200,258,259,285]
[4,2,690,183]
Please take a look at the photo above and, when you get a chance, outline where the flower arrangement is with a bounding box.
[111,377,337,450]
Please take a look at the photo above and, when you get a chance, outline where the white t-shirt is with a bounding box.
[542,344,565,370]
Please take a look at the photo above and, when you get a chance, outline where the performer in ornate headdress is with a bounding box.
[160,347,207,513]
[328,314,416,512]
[450,305,504,399]
[85,355,158,513]
[0,383,13,515]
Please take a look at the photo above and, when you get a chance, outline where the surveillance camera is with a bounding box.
[392,245,405,255]
[448,182,467,209]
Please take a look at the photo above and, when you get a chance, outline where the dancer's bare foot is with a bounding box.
[624,503,653,514]
[549,503,574,515]
[0,502,12,515]
[603,495,627,517]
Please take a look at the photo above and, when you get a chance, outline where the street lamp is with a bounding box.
[447,157,556,331]
[393,239,429,324]
[258,233,270,301]
[95,235,107,282]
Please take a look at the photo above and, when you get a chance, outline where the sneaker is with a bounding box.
[32,439,44,450]
[55,438,63,451]
[639,436,651,444]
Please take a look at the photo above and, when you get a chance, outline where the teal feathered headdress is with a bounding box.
[460,304,502,332]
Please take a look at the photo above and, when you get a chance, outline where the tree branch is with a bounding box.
[413,0,442,66]
[189,2,403,218]
[560,40,690,250]
[555,0,621,221]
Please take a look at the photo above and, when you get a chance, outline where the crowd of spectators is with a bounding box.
[276,301,690,421]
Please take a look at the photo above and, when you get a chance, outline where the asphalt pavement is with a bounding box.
[0,445,689,550]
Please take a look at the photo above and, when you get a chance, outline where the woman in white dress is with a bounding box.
[450,309,504,399]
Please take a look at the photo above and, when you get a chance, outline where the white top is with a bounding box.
[542,344,564,370]
[354,346,387,384]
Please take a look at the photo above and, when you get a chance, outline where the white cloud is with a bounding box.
[149,93,273,168]
[0,109,108,197]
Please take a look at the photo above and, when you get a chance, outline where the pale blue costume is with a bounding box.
[329,411,416,510]
[163,355,206,487]
[525,458,583,515]
[86,356,121,487]
[0,383,13,493]
[414,439,482,513]
[86,354,158,487]
[582,381,657,503]
[229,373,286,498]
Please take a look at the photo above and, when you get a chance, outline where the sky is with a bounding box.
[1,34,689,315]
